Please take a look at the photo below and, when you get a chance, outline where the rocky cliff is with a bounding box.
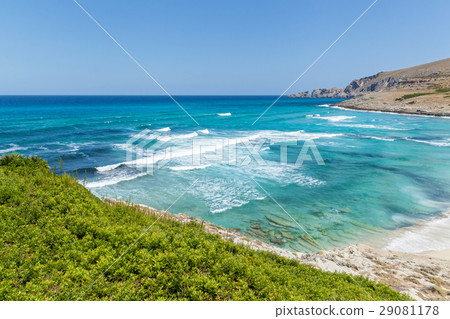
[289,58,450,99]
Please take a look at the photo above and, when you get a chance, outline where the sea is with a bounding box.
[1,95,449,253]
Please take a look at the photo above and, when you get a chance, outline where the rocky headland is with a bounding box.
[289,58,450,116]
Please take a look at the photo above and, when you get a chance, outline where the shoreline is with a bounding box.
[331,89,450,117]
[331,103,450,117]
[105,198,450,301]
[365,212,450,257]
[328,103,450,118]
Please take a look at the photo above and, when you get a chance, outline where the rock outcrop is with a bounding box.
[288,58,450,99]
[289,91,310,98]
[311,87,350,98]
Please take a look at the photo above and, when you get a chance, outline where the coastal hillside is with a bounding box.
[289,57,450,98]
[0,154,408,301]
[289,58,450,116]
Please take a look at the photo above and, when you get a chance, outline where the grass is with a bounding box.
[396,87,450,101]
[434,87,450,94]
[0,154,410,301]
[396,93,432,101]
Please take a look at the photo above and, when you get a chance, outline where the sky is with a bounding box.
[0,0,449,95]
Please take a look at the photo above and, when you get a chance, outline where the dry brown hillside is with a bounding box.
[336,58,450,116]
[289,58,450,116]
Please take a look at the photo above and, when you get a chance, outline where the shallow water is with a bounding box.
[1,95,449,252]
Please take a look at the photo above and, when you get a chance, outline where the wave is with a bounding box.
[0,144,27,154]
[156,127,171,132]
[298,132,343,140]
[316,115,356,122]
[169,164,211,171]
[249,164,326,188]
[384,212,450,253]
[330,105,450,118]
[157,132,198,142]
[96,142,215,172]
[95,129,343,173]
[38,141,93,153]
[317,104,331,107]
[191,178,265,214]
[218,113,231,116]
[87,171,147,188]
[404,137,449,147]
[336,123,409,130]
[258,130,342,140]
[360,135,395,142]
[198,129,210,134]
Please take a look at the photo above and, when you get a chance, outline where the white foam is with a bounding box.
[156,127,171,132]
[404,137,450,147]
[329,104,450,118]
[298,132,343,140]
[360,135,396,142]
[96,163,123,172]
[192,178,265,213]
[157,132,198,142]
[44,141,92,153]
[218,113,231,116]
[198,129,210,134]
[248,164,325,188]
[0,144,27,154]
[87,172,146,188]
[317,104,331,107]
[96,141,218,172]
[336,123,409,130]
[169,164,211,171]
[385,213,450,253]
[316,115,355,122]
[95,129,342,172]
[112,143,130,151]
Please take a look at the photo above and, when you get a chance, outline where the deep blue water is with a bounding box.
[1,95,449,252]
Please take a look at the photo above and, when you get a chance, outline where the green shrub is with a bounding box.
[434,87,450,93]
[396,92,432,101]
[0,154,410,301]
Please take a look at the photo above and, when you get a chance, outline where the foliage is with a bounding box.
[434,87,450,93]
[0,154,410,301]
[396,93,432,100]
[396,87,450,100]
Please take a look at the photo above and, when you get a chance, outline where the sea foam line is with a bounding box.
[95,129,342,173]
[0,144,27,154]
[384,212,450,253]
[169,164,211,171]
[404,137,450,147]
[315,115,356,122]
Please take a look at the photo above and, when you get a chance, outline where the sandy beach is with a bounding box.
[105,199,450,301]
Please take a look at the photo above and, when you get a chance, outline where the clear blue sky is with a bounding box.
[1,0,449,95]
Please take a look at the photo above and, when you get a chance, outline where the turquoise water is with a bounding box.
[1,95,449,252]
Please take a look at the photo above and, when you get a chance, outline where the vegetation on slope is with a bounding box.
[0,154,410,301]
[396,87,450,101]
